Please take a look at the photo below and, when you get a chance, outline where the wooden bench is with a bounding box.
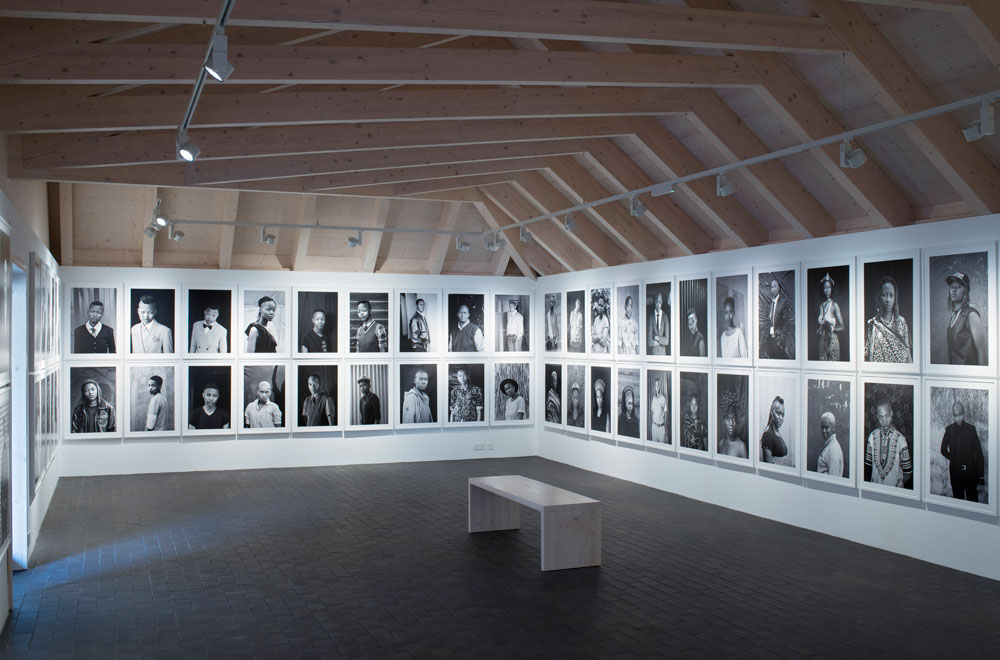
[468,475,601,571]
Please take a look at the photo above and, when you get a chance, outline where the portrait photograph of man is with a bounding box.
[447,293,486,354]
[678,278,708,359]
[645,281,671,358]
[805,264,850,364]
[349,363,390,428]
[127,365,175,435]
[544,292,563,353]
[69,366,117,436]
[862,380,917,494]
[646,369,671,446]
[565,364,586,431]
[129,288,175,355]
[544,363,562,427]
[495,293,530,353]
[446,363,485,425]
[566,290,586,354]
[861,256,915,366]
[755,371,799,472]
[297,291,338,354]
[399,292,437,354]
[186,365,232,433]
[398,363,438,426]
[805,376,852,482]
[926,380,993,511]
[242,365,286,431]
[715,273,749,361]
[348,292,389,353]
[295,365,338,430]
[615,366,641,442]
[187,288,231,355]
[71,287,118,355]
[926,248,991,370]
[493,362,529,425]
[757,270,795,361]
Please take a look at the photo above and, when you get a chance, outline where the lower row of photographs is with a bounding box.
[541,363,997,516]
[63,361,532,437]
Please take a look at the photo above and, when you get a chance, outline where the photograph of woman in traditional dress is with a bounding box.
[806,264,849,363]
[545,364,562,425]
[863,258,913,364]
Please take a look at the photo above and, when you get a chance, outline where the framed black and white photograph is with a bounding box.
[494,292,531,353]
[0,388,9,554]
[565,363,587,431]
[715,370,751,465]
[645,368,671,448]
[859,253,919,372]
[397,362,440,428]
[923,244,995,376]
[614,282,641,358]
[543,292,563,353]
[588,285,612,356]
[69,285,120,357]
[348,362,392,430]
[128,288,176,356]
[755,267,797,366]
[240,287,290,356]
[0,227,9,383]
[125,364,177,438]
[67,365,119,439]
[293,364,339,432]
[398,291,439,355]
[445,362,487,427]
[644,279,672,360]
[614,365,641,444]
[677,276,709,363]
[588,364,612,439]
[714,271,751,365]
[566,289,586,355]
[241,364,287,434]
[860,377,919,499]
[755,371,799,475]
[185,287,233,356]
[678,369,710,456]
[804,261,853,369]
[447,292,487,355]
[543,363,563,428]
[348,291,390,354]
[924,379,995,514]
[803,374,854,485]
[492,362,530,426]
[296,290,338,355]
[184,364,233,436]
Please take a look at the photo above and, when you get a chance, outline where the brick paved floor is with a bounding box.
[1,456,998,659]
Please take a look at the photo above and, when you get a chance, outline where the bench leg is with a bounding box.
[468,484,520,533]
[540,503,601,571]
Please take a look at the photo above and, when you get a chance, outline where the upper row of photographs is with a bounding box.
[542,243,998,377]
[65,287,533,359]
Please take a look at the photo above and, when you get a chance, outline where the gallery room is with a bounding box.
[0,1,1000,657]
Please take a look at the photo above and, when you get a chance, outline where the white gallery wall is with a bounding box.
[535,214,1000,581]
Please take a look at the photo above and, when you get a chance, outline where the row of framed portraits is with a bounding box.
[64,359,534,439]
[541,242,998,378]
[31,369,59,489]
[66,285,535,359]
[542,361,997,515]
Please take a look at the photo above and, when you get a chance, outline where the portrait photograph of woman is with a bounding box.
[241,288,289,356]
[589,364,612,438]
[860,254,918,371]
[805,262,851,367]
[715,371,750,464]
[755,371,799,474]
[678,370,709,456]
[614,366,641,444]
[714,272,750,364]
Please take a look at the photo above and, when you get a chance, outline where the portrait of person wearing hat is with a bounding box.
[591,377,609,433]
[617,384,639,438]
[567,381,585,428]
[945,270,986,366]
[499,378,525,421]
[356,375,381,425]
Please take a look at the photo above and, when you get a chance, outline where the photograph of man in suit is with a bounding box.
[131,295,173,353]
[190,304,227,353]
[73,300,116,354]
[648,292,669,356]
[762,277,789,359]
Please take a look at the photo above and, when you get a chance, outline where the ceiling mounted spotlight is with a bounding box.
[962,101,995,142]
[176,131,201,162]
[204,29,234,83]
[152,197,168,226]
[839,138,868,169]
[143,225,158,239]
[564,213,577,232]
[347,231,363,248]
[650,183,674,197]
[519,226,532,243]
[168,224,184,242]
[485,232,506,252]
[716,173,734,198]
[629,196,647,217]
[260,227,276,245]
[455,234,471,252]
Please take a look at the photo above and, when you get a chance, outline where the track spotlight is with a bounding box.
[716,173,734,198]
[455,234,471,252]
[176,131,201,162]
[347,231,363,248]
[519,226,532,243]
[839,139,868,169]
[564,213,577,232]
[260,227,276,245]
[629,196,647,217]
[962,101,995,142]
[204,29,234,83]
[651,183,674,197]
[168,224,184,242]
[143,225,158,239]
[485,232,506,252]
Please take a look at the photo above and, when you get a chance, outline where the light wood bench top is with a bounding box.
[469,475,599,511]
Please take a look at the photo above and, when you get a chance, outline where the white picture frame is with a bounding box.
[346,289,393,357]
[239,286,292,358]
[802,258,856,371]
[713,269,753,367]
[491,361,531,427]
[126,286,180,359]
[445,290,490,357]
[587,284,613,358]
[754,264,801,369]
[291,363,341,432]
[542,291,565,356]
[715,368,753,467]
[564,362,588,433]
[396,289,442,357]
[801,372,856,487]
[493,290,533,355]
[396,360,442,429]
[542,362,564,429]
[443,361,489,428]
[124,363,179,439]
[183,285,235,358]
[613,363,643,445]
[613,281,642,360]
[754,370,801,476]
[586,363,613,440]
[676,274,711,366]
[857,251,920,374]
[65,363,122,441]
[239,362,291,435]
[858,375,921,501]
[676,367,711,458]
[643,366,672,450]
[293,288,340,357]
[346,361,393,431]
[182,363,236,438]
[66,283,123,360]
[643,278,674,363]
